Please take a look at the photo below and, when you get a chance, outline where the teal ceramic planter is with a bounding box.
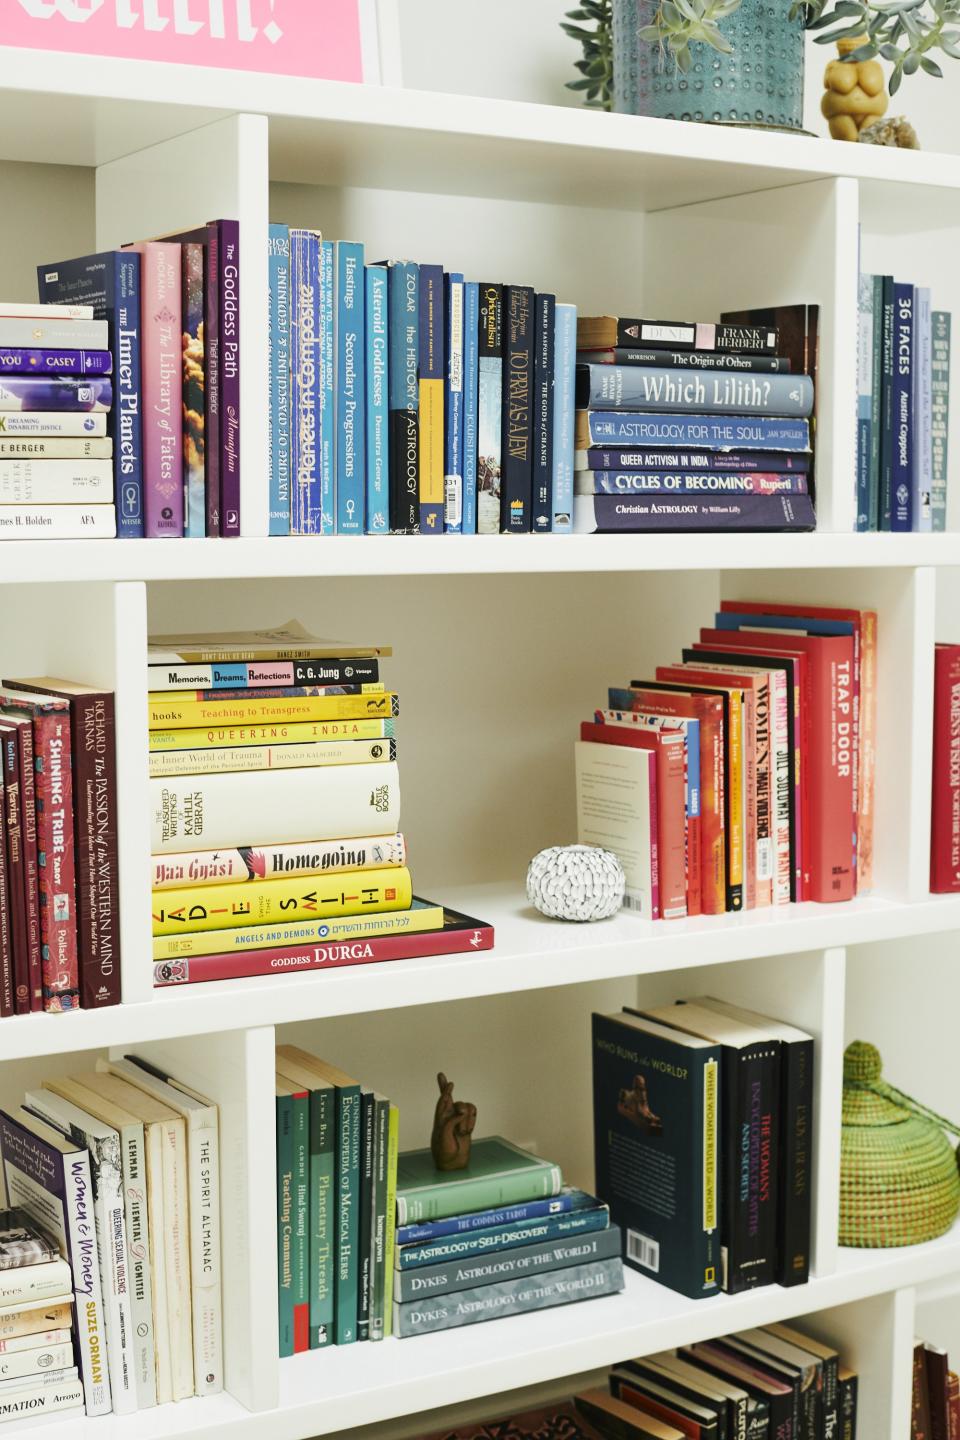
[613,0,805,130]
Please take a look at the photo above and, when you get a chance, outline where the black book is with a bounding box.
[578,347,791,374]
[683,1340,789,1439]
[692,1000,814,1288]
[625,1356,729,1439]
[659,1350,765,1440]
[635,1003,781,1294]
[531,292,555,533]
[612,1368,720,1439]
[734,1329,821,1440]
[356,1089,376,1341]
[838,1367,857,1440]
[713,1336,802,1439]
[592,1010,722,1301]
[382,260,419,533]
[768,1325,839,1438]
[501,284,534,533]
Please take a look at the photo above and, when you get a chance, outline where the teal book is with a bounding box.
[275,1050,337,1349]
[356,1089,376,1341]
[396,1137,563,1225]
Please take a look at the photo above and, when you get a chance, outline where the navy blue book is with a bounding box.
[891,281,915,532]
[878,275,896,530]
[382,261,419,533]
[501,285,535,532]
[37,250,143,538]
[532,293,556,533]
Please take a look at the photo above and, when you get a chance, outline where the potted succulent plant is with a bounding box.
[563,0,960,128]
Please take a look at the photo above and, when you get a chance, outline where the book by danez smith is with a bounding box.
[395,1138,562,1225]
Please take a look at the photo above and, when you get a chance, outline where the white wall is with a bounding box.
[393,0,960,151]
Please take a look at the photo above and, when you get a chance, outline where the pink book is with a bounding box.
[125,242,183,536]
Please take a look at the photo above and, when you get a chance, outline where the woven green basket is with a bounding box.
[841,1041,960,1248]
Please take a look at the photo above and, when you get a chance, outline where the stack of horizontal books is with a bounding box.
[148,622,493,988]
[0,1209,84,1424]
[393,1137,621,1338]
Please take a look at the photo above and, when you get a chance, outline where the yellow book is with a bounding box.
[152,865,413,937]
[148,738,395,778]
[418,379,444,531]
[152,902,443,961]
[148,692,399,730]
[148,717,394,751]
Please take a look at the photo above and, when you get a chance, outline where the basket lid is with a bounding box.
[842,1041,911,1127]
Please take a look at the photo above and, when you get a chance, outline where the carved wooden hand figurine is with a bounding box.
[822,36,888,141]
[617,1073,663,1134]
[430,1072,478,1172]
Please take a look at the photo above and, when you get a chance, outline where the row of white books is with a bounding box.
[0,1055,222,1416]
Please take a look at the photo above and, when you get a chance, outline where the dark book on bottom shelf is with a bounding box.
[646,1351,757,1440]
[683,1339,797,1437]
[417,1398,611,1440]
[733,1326,822,1440]
[592,1010,721,1301]
[611,1367,720,1439]
[925,1342,950,1440]
[618,1358,731,1439]
[838,1365,858,1439]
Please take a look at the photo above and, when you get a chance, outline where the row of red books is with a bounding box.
[577,600,877,917]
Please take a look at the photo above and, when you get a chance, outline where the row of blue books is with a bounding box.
[856,277,952,532]
[268,227,577,536]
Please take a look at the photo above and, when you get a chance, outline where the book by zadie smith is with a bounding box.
[592,1010,721,1300]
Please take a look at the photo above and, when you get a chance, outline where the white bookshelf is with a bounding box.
[0,46,958,1440]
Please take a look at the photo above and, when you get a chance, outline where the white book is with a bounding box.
[0,1366,77,1392]
[0,1343,73,1380]
[0,1107,111,1415]
[0,302,95,319]
[24,1088,137,1415]
[0,1329,71,1354]
[0,437,112,459]
[576,739,658,919]
[0,505,116,539]
[0,1261,72,1309]
[101,1057,223,1397]
[149,757,401,853]
[0,412,107,437]
[0,1296,73,1341]
[0,459,113,503]
[0,318,108,349]
[0,1376,84,1422]
[46,1077,157,1410]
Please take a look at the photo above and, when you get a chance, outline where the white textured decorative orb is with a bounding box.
[526,845,626,922]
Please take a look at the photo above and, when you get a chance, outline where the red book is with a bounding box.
[697,628,855,902]
[720,600,876,893]
[580,719,686,918]
[611,1374,705,1438]
[0,712,42,1010]
[0,760,12,1017]
[153,910,495,987]
[926,1344,950,1440]
[0,690,78,1009]
[628,686,726,916]
[947,1371,959,1440]
[932,644,960,892]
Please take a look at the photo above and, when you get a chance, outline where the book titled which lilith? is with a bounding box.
[576,366,813,416]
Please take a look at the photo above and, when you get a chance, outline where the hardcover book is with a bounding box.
[443,271,465,531]
[151,865,412,935]
[268,224,291,536]
[462,280,480,535]
[576,412,811,452]
[532,291,556,533]
[396,1138,562,1225]
[383,261,419,533]
[365,265,389,534]
[392,1255,623,1337]
[418,262,445,533]
[576,365,813,417]
[552,301,577,532]
[181,242,206,539]
[582,448,809,472]
[125,241,183,536]
[417,1399,609,1440]
[932,644,960,892]
[334,240,366,534]
[579,317,778,354]
[592,1009,721,1300]
[501,285,534,532]
[574,493,816,532]
[396,1187,585,1246]
[396,1195,609,1270]
[289,229,321,535]
[477,283,503,535]
[393,1223,621,1301]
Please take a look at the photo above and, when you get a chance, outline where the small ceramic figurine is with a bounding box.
[822,36,888,141]
[430,1072,477,1172]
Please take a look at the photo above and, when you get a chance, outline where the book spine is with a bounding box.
[581,412,811,451]
[291,1090,310,1353]
[584,346,790,371]
[289,230,322,535]
[838,1372,857,1440]
[768,670,792,904]
[9,720,41,1010]
[477,283,504,535]
[856,273,873,532]
[397,1192,574,1247]
[444,273,464,532]
[501,285,534,532]
[776,1039,814,1286]
[0,318,107,347]
[552,302,576,532]
[0,438,112,458]
[158,1122,192,1400]
[578,365,814,416]
[0,377,112,411]
[0,506,116,539]
[268,224,291,537]
[61,1149,110,1414]
[878,276,895,529]
[461,281,480,535]
[382,1105,399,1338]
[393,1255,623,1337]
[152,864,411,936]
[203,224,222,537]
[724,1042,780,1293]
[370,1096,389,1341]
[0,1380,85,1421]
[152,833,405,889]
[0,1304,73,1341]
[276,1089,295,1357]
[932,647,960,891]
[916,287,933,532]
[386,262,419,533]
[582,470,807,495]
[32,712,79,1010]
[356,1091,376,1341]
[891,281,915,531]
[109,255,145,539]
[335,241,365,534]
[148,737,395,779]
[587,446,804,471]
[399,1205,607,1269]
[319,241,336,534]
[0,734,24,1013]
[753,677,773,907]
[148,691,398,728]
[0,1262,73,1306]
[396,1162,562,1227]
[137,244,183,536]
[819,1349,839,1440]
[418,263,444,533]
[0,413,107,436]
[365,266,389,534]
[394,1224,621,1302]
[858,611,877,895]
[311,1085,335,1348]
[931,311,951,533]
[335,1085,362,1344]
[575,493,815,532]
[0,459,112,502]
[532,292,555,533]
[66,693,120,1009]
[613,318,777,353]
[867,274,883,531]
[218,220,241,535]
[120,1125,157,1407]
[181,243,206,539]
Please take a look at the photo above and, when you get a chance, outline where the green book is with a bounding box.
[396,1136,563,1225]
[382,1104,399,1338]
[370,1095,389,1342]
[275,1050,335,1349]
[276,1077,309,1353]
[275,1081,295,1357]
[277,1046,360,1346]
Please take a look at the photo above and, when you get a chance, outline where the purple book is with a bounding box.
[0,377,112,412]
[0,1109,110,1415]
[574,491,816,532]
[583,448,810,473]
[0,349,113,376]
[218,219,240,536]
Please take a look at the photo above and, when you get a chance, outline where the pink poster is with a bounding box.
[4,0,368,82]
